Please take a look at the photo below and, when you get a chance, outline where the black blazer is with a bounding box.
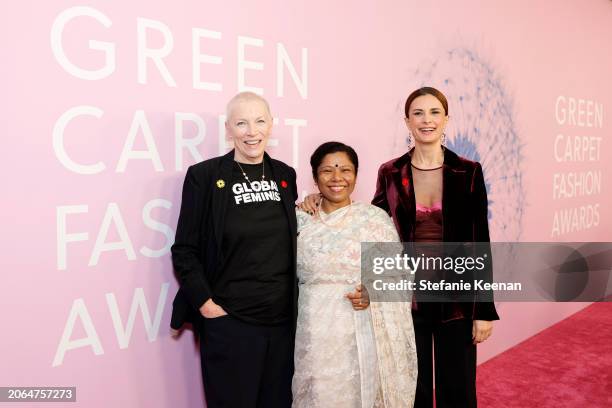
[372,147,500,322]
[170,150,298,330]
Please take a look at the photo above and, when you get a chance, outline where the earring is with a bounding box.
[407,132,413,147]
[441,133,446,146]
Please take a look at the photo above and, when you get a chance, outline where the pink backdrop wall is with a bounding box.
[2,0,611,406]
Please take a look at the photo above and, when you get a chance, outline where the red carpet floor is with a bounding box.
[476,302,612,407]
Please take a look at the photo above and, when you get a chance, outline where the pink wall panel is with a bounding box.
[1,0,611,406]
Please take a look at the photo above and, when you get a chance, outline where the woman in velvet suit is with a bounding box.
[372,87,499,408]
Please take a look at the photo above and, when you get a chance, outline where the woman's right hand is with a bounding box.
[199,298,227,319]
[297,193,322,215]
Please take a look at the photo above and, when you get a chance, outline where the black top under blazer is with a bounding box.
[169,150,298,330]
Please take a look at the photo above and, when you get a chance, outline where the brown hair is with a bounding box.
[404,87,449,118]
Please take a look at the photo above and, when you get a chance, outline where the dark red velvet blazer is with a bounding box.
[372,147,500,322]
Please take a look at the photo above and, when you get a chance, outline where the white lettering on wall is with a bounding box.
[551,96,604,237]
[137,18,176,87]
[116,110,163,172]
[106,283,169,349]
[276,43,308,99]
[237,36,264,94]
[284,118,307,169]
[175,112,205,171]
[192,28,222,91]
[57,205,89,270]
[50,7,115,80]
[89,203,136,266]
[53,298,104,367]
[52,283,170,366]
[53,106,106,174]
[140,199,174,258]
[555,96,603,128]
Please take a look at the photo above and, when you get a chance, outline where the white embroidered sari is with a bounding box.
[292,202,417,407]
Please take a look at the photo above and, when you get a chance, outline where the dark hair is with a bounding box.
[404,87,449,118]
[310,141,359,180]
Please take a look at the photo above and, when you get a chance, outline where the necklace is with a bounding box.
[411,146,444,171]
[235,160,265,182]
[316,200,353,228]
[411,162,443,171]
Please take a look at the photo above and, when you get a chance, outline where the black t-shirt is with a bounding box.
[213,161,293,325]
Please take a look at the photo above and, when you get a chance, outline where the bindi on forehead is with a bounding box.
[320,163,353,170]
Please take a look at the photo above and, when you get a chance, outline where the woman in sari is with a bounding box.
[292,141,417,408]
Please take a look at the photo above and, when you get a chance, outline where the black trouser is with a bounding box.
[199,315,293,408]
[412,307,477,408]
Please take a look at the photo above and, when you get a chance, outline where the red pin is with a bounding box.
[402,178,409,187]
[281,180,288,188]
